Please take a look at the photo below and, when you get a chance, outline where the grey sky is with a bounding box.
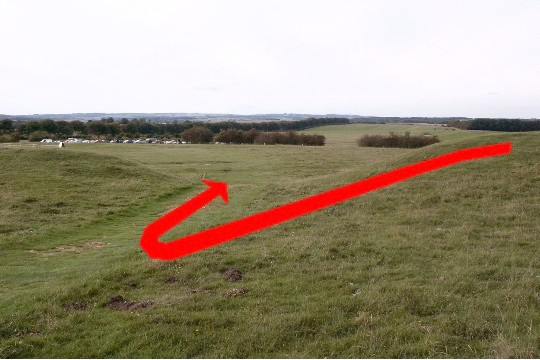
[1,0,539,117]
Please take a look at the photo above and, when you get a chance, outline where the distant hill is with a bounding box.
[1,112,355,122]
[1,112,471,124]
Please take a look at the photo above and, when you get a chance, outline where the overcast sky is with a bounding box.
[1,0,539,117]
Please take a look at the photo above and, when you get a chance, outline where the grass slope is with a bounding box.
[1,125,539,357]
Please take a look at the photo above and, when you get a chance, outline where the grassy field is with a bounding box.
[1,123,539,357]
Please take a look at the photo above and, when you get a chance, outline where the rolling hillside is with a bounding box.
[1,124,539,357]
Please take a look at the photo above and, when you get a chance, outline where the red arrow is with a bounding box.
[140,142,511,260]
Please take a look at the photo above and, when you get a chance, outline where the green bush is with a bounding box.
[357,132,439,148]
[0,133,20,143]
[28,131,55,142]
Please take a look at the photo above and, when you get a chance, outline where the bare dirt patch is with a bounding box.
[223,267,243,282]
[190,287,214,294]
[56,245,83,253]
[85,241,106,249]
[30,242,107,256]
[106,295,154,311]
[224,288,247,297]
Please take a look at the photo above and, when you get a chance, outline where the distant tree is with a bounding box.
[181,126,214,143]
[108,122,121,137]
[86,121,109,137]
[124,121,137,136]
[24,120,42,134]
[41,119,58,134]
[71,120,86,135]
[55,121,74,137]
[242,129,261,144]
[0,119,14,132]
[214,129,244,144]
[137,121,156,136]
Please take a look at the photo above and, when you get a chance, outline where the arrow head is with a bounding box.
[201,179,228,203]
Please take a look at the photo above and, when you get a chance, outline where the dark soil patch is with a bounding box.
[106,295,154,311]
[64,301,87,311]
[224,288,247,297]
[223,267,243,282]
[165,275,178,283]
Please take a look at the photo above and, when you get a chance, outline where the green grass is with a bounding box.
[1,124,539,357]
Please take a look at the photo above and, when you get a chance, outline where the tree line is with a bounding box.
[448,119,540,132]
[213,128,325,146]
[132,126,325,146]
[0,117,346,143]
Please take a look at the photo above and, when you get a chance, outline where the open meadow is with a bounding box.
[1,123,539,357]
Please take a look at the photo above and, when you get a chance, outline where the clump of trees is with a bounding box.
[254,131,325,146]
[214,128,251,144]
[357,132,440,148]
[449,119,540,132]
[214,129,325,146]
[178,126,326,146]
[180,126,214,144]
[0,119,20,142]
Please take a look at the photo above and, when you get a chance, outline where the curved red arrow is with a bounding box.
[140,142,511,260]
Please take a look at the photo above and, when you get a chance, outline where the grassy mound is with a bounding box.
[0,147,187,247]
